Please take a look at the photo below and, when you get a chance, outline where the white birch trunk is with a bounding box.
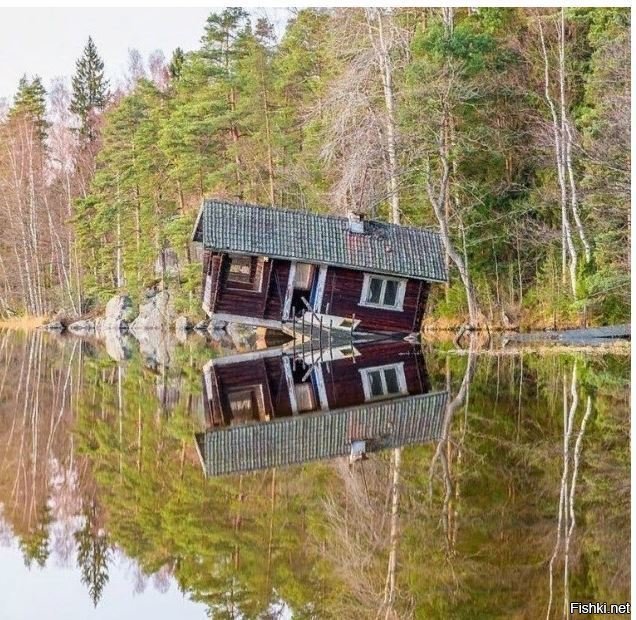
[539,17,577,297]
[366,9,401,225]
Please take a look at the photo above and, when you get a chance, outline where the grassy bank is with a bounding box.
[0,316,46,330]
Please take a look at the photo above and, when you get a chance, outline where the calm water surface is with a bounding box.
[0,329,629,619]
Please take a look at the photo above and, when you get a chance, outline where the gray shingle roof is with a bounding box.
[195,391,448,477]
[195,199,448,282]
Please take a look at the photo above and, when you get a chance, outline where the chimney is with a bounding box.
[347,211,365,234]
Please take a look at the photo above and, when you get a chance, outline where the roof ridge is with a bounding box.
[203,197,441,236]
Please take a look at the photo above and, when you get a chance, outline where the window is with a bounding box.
[226,385,265,423]
[294,382,317,412]
[359,363,407,401]
[226,254,263,292]
[360,274,406,311]
[293,263,315,289]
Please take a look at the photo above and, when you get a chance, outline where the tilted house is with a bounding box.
[192,199,448,335]
[195,340,448,476]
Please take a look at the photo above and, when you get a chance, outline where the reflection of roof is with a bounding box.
[196,391,448,477]
[194,199,448,282]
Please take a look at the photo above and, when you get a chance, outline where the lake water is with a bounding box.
[0,329,629,619]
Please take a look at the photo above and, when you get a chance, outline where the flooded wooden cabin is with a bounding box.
[191,199,448,336]
[195,341,448,476]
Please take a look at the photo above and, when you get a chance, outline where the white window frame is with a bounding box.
[359,362,407,402]
[359,274,407,311]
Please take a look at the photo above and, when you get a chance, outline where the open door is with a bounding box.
[283,262,316,319]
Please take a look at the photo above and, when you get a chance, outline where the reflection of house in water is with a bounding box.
[195,341,448,476]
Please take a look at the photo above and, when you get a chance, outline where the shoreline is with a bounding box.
[0,316,46,330]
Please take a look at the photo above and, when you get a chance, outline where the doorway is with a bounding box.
[289,263,316,318]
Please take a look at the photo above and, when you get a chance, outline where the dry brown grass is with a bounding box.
[0,315,46,330]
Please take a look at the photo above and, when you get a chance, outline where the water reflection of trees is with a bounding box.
[0,330,629,618]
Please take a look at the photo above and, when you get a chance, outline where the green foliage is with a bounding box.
[75,510,111,607]
[63,8,629,327]
[71,36,110,141]
[11,75,48,141]
[19,505,51,569]
[168,47,185,81]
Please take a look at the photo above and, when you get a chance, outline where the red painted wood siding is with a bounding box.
[321,266,426,333]
[202,253,429,332]
[202,341,430,429]
[211,254,272,318]
[204,357,293,427]
[323,341,429,409]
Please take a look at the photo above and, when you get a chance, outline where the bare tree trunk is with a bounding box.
[557,9,591,265]
[425,150,481,327]
[382,447,401,618]
[539,16,577,297]
[115,176,123,290]
[366,9,400,225]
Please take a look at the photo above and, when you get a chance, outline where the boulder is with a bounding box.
[194,320,210,331]
[175,316,193,332]
[130,291,174,331]
[207,318,228,332]
[41,320,65,332]
[68,319,96,335]
[97,294,135,331]
[103,330,133,362]
[132,329,177,368]
[207,328,235,347]
[226,322,257,350]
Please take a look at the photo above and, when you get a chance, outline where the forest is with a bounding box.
[0,330,629,617]
[0,7,630,329]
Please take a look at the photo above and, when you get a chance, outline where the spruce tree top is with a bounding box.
[71,36,109,121]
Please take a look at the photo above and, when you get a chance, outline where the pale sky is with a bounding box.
[0,541,208,619]
[0,7,290,102]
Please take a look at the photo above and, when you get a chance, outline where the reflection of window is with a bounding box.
[294,382,317,412]
[227,255,263,291]
[227,385,265,422]
[294,263,315,289]
[359,363,407,401]
[360,274,406,311]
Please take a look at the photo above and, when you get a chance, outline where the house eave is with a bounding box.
[191,205,205,243]
[201,246,448,284]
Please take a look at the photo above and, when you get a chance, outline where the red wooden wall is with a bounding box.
[320,266,429,333]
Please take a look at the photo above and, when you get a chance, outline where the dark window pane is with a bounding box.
[383,280,398,306]
[368,370,384,396]
[384,368,400,393]
[367,278,383,304]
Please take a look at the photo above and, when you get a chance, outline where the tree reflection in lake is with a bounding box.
[0,329,629,618]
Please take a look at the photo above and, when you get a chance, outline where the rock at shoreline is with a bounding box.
[104,330,133,361]
[226,322,257,349]
[194,320,209,331]
[132,329,176,368]
[175,316,193,332]
[130,291,174,331]
[41,320,65,332]
[97,294,135,331]
[68,319,96,334]
[207,318,227,333]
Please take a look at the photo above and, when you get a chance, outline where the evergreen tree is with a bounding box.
[168,47,185,81]
[11,74,48,141]
[71,36,110,142]
[75,503,110,608]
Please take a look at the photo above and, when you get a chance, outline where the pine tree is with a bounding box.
[168,47,185,81]
[11,74,48,142]
[71,36,109,142]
